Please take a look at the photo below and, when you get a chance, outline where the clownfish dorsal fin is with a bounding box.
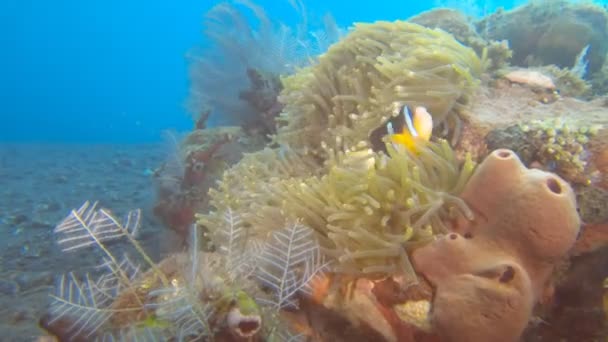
[413,106,433,141]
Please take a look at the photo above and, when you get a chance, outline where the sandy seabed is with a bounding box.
[0,143,175,341]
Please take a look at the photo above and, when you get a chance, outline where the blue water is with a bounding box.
[0,0,530,143]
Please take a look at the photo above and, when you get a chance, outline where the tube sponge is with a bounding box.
[412,149,580,342]
[456,149,580,269]
[431,259,535,342]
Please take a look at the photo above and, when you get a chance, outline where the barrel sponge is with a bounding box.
[458,149,580,264]
[412,228,535,342]
[412,149,580,341]
[431,260,534,342]
[275,20,483,159]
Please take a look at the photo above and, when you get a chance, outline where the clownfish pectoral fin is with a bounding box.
[390,132,415,151]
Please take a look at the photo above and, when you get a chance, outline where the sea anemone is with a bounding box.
[201,140,475,280]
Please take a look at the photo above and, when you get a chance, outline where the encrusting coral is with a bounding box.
[275,20,483,159]
[412,149,580,342]
[486,118,600,185]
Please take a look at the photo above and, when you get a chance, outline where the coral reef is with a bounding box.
[238,68,284,135]
[453,71,607,171]
[498,66,591,100]
[522,247,608,340]
[541,65,592,98]
[37,1,608,340]
[275,20,483,158]
[409,9,478,46]
[588,127,608,190]
[501,68,556,90]
[576,186,608,225]
[478,0,608,78]
[591,57,608,95]
[201,146,323,223]
[153,127,265,238]
[498,68,562,103]
[413,149,580,341]
[409,8,512,72]
[486,118,599,185]
[441,54,607,340]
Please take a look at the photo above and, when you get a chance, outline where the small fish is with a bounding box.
[370,105,433,153]
[388,105,433,151]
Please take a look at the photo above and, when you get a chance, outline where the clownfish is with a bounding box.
[370,105,434,153]
[388,105,433,151]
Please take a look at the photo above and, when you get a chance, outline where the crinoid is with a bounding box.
[43,201,170,341]
[44,201,325,341]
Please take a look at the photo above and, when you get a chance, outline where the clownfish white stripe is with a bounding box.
[403,105,418,137]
